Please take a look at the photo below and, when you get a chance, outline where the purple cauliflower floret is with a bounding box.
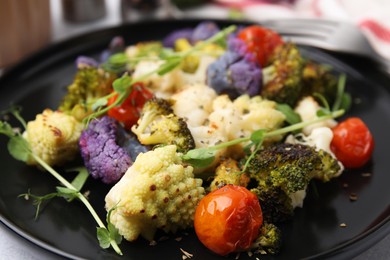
[190,21,220,43]
[162,28,194,48]
[76,56,99,68]
[207,37,262,99]
[162,21,220,48]
[79,116,132,184]
[100,36,126,62]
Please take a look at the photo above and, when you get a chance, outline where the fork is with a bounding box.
[260,19,390,74]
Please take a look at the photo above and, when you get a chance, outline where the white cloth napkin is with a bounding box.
[212,0,390,59]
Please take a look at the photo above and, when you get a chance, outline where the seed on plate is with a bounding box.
[340,223,347,228]
[180,248,193,259]
[361,172,372,177]
[349,193,358,201]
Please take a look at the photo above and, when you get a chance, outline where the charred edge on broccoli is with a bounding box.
[261,42,304,107]
[244,143,341,222]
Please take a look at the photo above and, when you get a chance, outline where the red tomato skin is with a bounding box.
[237,25,284,67]
[194,185,263,256]
[331,117,374,168]
[107,82,153,130]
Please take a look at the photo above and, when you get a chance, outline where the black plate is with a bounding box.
[0,20,389,260]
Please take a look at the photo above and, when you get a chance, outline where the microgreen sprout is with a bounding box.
[85,25,237,125]
[0,108,123,255]
[182,109,345,169]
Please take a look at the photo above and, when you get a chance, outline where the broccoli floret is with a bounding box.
[79,116,133,184]
[245,143,341,222]
[261,42,304,107]
[105,145,205,241]
[210,158,250,191]
[251,222,282,255]
[58,67,116,121]
[131,97,195,153]
[23,109,83,167]
[301,61,338,103]
[207,37,262,99]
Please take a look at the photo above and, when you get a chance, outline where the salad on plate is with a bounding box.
[0,21,375,258]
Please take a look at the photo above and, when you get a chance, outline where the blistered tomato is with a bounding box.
[194,185,263,256]
[237,25,284,67]
[331,117,374,168]
[107,82,153,130]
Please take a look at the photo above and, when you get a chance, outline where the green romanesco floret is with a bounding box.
[23,109,83,166]
[131,97,195,153]
[244,143,341,222]
[251,222,282,255]
[58,67,116,121]
[261,42,305,107]
[104,145,205,242]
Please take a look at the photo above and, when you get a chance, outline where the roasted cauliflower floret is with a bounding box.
[105,145,205,241]
[209,94,286,146]
[23,109,83,166]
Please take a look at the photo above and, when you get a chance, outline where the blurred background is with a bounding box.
[1,0,390,69]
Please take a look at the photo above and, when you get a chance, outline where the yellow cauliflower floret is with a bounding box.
[24,109,83,166]
[105,145,205,242]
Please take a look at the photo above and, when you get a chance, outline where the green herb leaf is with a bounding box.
[91,97,108,111]
[250,129,266,144]
[316,107,331,117]
[113,74,132,94]
[7,135,30,162]
[340,92,352,111]
[107,53,128,66]
[97,227,111,249]
[106,205,123,245]
[276,104,302,125]
[157,58,181,76]
[182,148,216,168]
[67,167,89,191]
[313,92,330,112]
[18,191,58,219]
[332,73,347,111]
[55,186,78,202]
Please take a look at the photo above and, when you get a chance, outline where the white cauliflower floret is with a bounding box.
[294,96,337,135]
[23,109,83,166]
[171,84,217,127]
[209,94,286,143]
[105,145,205,242]
[180,55,217,86]
[132,60,182,98]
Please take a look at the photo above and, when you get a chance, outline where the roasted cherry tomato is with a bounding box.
[107,82,153,130]
[331,117,374,169]
[237,25,284,67]
[194,185,263,256]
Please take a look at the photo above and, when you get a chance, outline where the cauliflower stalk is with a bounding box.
[105,145,205,241]
[23,109,83,166]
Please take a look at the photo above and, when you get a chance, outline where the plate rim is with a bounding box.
[0,18,389,260]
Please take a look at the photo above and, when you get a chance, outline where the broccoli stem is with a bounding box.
[31,154,123,255]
